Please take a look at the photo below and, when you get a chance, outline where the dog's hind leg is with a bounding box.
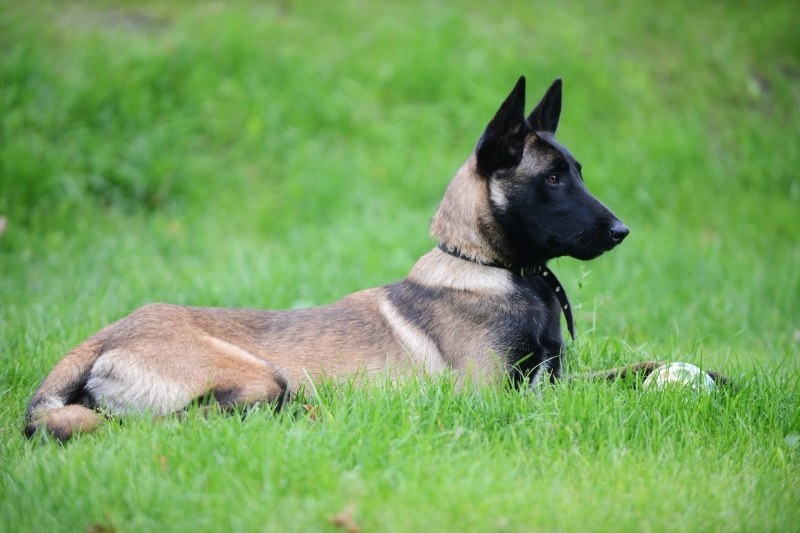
[25,404,104,441]
[202,359,290,412]
[25,334,108,441]
[195,336,290,411]
[86,335,290,417]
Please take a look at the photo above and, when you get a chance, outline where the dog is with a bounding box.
[25,76,633,441]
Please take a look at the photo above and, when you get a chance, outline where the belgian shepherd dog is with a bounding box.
[26,76,633,440]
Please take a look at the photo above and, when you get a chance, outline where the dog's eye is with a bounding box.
[546,174,560,184]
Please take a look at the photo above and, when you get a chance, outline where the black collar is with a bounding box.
[437,243,575,340]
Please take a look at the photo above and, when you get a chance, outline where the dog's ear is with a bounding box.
[527,78,562,134]
[475,76,529,177]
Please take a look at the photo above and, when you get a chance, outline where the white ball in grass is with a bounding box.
[642,362,715,392]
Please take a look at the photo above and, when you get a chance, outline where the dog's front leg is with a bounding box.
[545,351,563,384]
[567,361,730,387]
[559,361,661,385]
[583,361,663,382]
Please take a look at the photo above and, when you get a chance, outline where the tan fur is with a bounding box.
[429,155,509,264]
[26,405,103,441]
[378,298,447,375]
[407,249,515,294]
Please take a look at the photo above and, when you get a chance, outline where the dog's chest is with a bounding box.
[384,277,563,378]
[500,275,565,379]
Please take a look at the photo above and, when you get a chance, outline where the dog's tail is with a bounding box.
[24,333,108,441]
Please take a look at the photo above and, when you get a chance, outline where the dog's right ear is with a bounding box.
[475,76,529,177]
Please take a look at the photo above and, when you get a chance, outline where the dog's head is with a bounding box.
[473,77,628,266]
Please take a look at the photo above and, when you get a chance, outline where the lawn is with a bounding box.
[1,1,798,531]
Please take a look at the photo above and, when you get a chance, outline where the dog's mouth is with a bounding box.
[552,224,629,261]
[568,243,610,261]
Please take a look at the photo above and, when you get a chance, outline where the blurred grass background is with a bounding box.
[2,1,796,354]
[1,0,798,531]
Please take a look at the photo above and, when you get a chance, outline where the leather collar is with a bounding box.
[437,243,575,340]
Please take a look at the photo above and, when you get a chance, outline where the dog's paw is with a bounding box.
[703,369,730,386]
[597,361,664,381]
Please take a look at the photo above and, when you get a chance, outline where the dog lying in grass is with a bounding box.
[25,77,723,441]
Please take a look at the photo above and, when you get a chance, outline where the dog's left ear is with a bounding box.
[527,78,562,134]
[475,76,530,177]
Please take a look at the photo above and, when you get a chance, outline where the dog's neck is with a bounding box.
[435,242,575,340]
[429,155,514,265]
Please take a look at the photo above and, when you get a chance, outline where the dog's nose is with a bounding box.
[609,221,629,244]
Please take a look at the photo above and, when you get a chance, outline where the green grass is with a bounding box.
[1,0,799,531]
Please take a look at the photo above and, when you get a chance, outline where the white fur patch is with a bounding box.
[86,349,195,415]
[489,182,508,210]
[528,359,549,388]
[379,298,446,374]
[203,335,288,388]
[204,336,264,366]
[35,396,66,411]
[409,251,515,294]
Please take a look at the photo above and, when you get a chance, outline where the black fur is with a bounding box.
[480,78,629,267]
[527,78,562,134]
[476,76,529,177]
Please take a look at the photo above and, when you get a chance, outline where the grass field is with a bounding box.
[1,0,799,531]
